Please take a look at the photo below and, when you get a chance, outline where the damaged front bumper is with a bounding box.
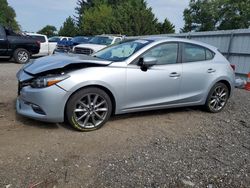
[16,85,69,123]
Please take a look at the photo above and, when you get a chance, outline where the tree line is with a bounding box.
[0,0,249,37]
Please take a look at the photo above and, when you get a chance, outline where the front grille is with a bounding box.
[74,47,94,55]
[57,45,70,51]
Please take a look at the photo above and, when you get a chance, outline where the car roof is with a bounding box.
[140,36,218,51]
[26,32,46,37]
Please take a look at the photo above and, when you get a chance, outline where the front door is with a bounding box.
[124,42,182,111]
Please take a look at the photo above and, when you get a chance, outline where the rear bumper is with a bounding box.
[16,85,70,123]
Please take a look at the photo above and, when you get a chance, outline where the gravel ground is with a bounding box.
[0,62,249,188]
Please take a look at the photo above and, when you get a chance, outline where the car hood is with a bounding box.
[75,44,107,52]
[23,53,112,75]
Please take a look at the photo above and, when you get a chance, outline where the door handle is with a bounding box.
[207,68,216,73]
[169,72,181,77]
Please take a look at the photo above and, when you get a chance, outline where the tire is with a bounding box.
[13,48,30,64]
[66,87,112,131]
[205,82,229,113]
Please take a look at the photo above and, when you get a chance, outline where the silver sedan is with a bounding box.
[16,37,235,131]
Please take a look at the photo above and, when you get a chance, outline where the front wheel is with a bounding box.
[205,82,229,113]
[66,87,112,131]
[13,48,30,64]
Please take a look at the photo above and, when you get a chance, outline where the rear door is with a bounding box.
[180,42,216,103]
[125,42,182,111]
[0,26,8,56]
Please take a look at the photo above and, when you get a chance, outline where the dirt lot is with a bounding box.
[0,62,249,188]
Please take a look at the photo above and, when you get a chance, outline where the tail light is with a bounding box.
[230,64,235,71]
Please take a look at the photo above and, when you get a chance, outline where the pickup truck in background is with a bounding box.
[73,35,124,55]
[26,33,53,56]
[0,25,40,64]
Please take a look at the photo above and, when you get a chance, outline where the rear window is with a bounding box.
[29,35,46,43]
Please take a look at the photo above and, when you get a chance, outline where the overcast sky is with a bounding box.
[8,0,189,33]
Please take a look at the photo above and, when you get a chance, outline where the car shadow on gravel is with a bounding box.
[110,106,202,121]
[14,104,203,131]
[15,113,60,130]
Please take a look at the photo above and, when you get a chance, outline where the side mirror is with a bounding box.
[138,57,157,72]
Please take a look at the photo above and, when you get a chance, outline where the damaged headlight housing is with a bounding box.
[31,74,70,88]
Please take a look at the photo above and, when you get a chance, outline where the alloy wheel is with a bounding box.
[17,51,29,63]
[73,93,109,129]
[208,85,228,112]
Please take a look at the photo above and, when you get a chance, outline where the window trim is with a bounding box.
[130,42,181,66]
[180,42,215,63]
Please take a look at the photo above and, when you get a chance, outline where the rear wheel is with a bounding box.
[66,87,112,131]
[14,48,30,64]
[205,82,229,113]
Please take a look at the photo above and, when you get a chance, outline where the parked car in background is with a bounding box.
[48,36,72,54]
[16,37,235,131]
[26,33,54,56]
[0,25,40,63]
[73,35,124,55]
[55,36,92,53]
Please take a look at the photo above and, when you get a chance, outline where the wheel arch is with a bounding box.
[64,84,117,120]
[217,80,232,96]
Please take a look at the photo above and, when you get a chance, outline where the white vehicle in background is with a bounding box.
[48,36,72,54]
[26,33,52,56]
[73,35,124,55]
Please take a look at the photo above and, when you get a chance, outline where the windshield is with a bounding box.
[89,36,113,45]
[94,39,152,62]
[49,37,60,42]
[72,36,91,43]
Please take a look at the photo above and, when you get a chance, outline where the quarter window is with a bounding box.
[206,49,214,60]
[143,43,178,65]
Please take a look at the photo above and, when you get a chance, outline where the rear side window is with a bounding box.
[183,43,206,62]
[29,35,46,43]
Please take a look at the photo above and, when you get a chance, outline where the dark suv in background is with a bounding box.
[0,25,40,63]
[55,36,92,53]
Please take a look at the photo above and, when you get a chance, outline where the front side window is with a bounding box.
[94,39,152,62]
[142,43,178,65]
[183,43,206,62]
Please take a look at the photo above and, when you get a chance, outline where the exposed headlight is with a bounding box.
[31,74,70,88]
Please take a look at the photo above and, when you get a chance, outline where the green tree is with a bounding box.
[182,0,219,32]
[182,0,250,32]
[37,25,57,37]
[76,0,175,35]
[110,0,160,36]
[80,3,114,35]
[0,0,19,31]
[58,16,77,37]
[217,0,250,30]
[74,0,93,27]
[159,18,175,34]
